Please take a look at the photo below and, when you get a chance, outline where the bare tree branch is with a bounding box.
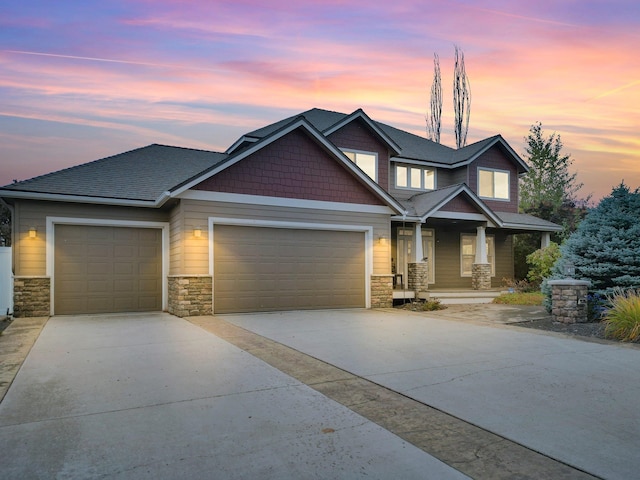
[426,53,442,143]
[453,45,471,148]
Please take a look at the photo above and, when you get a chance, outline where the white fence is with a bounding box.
[0,247,12,316]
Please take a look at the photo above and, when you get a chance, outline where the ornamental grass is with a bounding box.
[603,289,640,342]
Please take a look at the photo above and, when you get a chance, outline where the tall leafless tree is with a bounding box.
[426,53,442,143]
[453,45,471,148]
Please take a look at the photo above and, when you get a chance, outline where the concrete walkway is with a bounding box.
[0,313,465,479]
[224,308,640,480]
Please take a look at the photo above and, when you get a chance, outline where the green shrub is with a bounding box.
[603,289,640,342]
[526,242,561,286]
[501,277,539,293]
[492,292,544,305]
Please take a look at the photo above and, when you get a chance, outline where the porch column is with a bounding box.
[472,225,491,290]
[541,232,551,249]
[475,225,487,264]
[414,222,424,262]
[408,222,429,296]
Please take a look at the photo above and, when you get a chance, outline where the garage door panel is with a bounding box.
[55,225,162,315]
[214,225,365,313]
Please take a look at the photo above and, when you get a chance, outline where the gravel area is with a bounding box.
[516,317,608,340]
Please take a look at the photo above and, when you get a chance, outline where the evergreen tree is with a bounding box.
[514,123,588,279]
[520,122,584,214]
[551,183,640,295]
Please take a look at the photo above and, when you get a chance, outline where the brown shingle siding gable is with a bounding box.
[440,194,481,214]
[193,128,385,205]
[327,119,390,190]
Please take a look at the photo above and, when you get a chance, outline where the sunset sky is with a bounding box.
[1,0,639,201]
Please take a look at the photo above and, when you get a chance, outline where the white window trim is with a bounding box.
[342,148,378,182]
[394,164,436,191]
[460,233,495,277]
[477,167,510,201]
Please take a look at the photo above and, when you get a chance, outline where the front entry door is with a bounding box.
[396,228,435,288]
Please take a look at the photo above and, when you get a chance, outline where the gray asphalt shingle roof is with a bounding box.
[1,144,227,202]
[245,108,521,168]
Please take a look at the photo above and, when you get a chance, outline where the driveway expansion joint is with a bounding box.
[189,315,602,480]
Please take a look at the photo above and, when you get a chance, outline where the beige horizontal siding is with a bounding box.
[176,198,391,276]
[13,200,169,276]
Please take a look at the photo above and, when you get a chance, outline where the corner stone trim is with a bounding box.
[14,277,50,318]
[168,276,213,317]
[371,275,393,308]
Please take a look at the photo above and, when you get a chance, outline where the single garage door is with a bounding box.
[214,225,365,313]
[54,224,162,315]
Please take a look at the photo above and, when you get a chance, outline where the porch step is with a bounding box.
[428,290,506,305]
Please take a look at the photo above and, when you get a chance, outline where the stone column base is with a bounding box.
[408,262,429,293]
[548,279,590,324]
[471,264,491,290]
[371,274,393,308]
[14,277,51,317]
[168,276,212,317]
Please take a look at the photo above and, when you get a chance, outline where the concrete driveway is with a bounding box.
[0,312,466,480]
[2,308,638,479]
[224,308,640,480]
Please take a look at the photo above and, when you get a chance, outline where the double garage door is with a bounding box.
[214,225,366,314]
[54,224,366,315]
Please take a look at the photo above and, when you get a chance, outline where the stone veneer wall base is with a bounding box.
[168,276,213,317]
[14,277,50,318]
[371,275,393,308]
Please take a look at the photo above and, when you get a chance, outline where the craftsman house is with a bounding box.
[0,108,560,317]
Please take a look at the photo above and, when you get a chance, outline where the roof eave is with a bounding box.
[0,189,162,207]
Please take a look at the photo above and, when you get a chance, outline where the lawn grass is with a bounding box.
[492,291,544,306]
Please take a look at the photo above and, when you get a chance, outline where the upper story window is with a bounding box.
[343,150,377,182]
[478,168,509,200]
[395,165,435,190]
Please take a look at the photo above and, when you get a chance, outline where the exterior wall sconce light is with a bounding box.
[28,227,37,239]
[193,227,202,238]
[378,235,388,245]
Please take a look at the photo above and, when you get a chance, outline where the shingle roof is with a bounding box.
[1,144,227,202]
[496,212,563,231]
[401,184,464,217]
[244,108,524,169]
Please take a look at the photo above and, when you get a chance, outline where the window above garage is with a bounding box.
[343,149,378,182]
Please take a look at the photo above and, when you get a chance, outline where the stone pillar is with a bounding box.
[408,261,429,294]
[471,264,491,290]
[13,277,50,317]
[548,279,590,324]
[370,274,393,308]
[168,275,212,317]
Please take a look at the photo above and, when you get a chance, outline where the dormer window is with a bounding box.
[343,150,377,182]
[395,165,435,190]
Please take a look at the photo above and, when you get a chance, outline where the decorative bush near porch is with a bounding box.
[603,289,640,342]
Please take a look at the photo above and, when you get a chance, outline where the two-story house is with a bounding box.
[0,108,560,317]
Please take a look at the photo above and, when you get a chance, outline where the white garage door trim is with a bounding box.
[208,217,374,310]
[46,216,170,315]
